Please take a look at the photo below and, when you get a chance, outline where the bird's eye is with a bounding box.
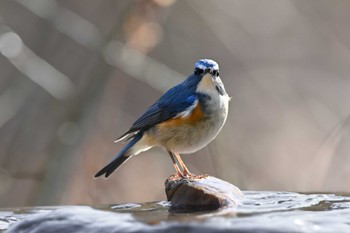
[212,70,219,77]
[195,68,204,75]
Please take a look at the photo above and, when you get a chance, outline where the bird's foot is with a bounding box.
[181,167,195,178]
[168,173,208,181]
[182,171,194,178]
[168,170,192,180]
[168,172,183,181]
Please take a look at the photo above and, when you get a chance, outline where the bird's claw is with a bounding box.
[176,170,195,179]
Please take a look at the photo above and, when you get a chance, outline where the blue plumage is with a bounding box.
[116,74,201,140]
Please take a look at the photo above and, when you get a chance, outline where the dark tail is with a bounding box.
[94,133,143,178]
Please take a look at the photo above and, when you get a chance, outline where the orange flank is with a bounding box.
[158,103,204,128]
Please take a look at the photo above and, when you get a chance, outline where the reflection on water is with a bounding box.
[2,191,350,233]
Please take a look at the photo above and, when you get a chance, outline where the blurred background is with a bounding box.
[0,0,350,207]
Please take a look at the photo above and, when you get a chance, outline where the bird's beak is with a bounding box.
[204,69,215,80]
[207,73,216,82]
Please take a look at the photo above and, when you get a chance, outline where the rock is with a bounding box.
[165,175,243,212]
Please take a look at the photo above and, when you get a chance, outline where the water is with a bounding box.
[2,191,350,233]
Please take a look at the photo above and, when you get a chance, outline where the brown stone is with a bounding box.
[165,175,243,212]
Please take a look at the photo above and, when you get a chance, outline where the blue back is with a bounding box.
[128,74,201,132]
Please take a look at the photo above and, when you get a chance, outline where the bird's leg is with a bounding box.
[167,150,184,177]
[174,153,193,177]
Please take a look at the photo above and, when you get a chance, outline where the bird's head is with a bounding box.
[193,59,226,96]
[194,59,219,77]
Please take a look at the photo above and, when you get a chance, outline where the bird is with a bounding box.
[94,59,230,179]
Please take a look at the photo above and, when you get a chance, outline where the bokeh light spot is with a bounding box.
[0,32,23,58]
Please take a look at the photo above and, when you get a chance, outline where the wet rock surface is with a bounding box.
[2,191,350,233]
[165,175,243,211]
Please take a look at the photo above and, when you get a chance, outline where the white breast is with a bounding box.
[169,74,230,153]
[170,93,229,154]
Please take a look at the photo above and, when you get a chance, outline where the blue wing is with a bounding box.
[117,83,197,140]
